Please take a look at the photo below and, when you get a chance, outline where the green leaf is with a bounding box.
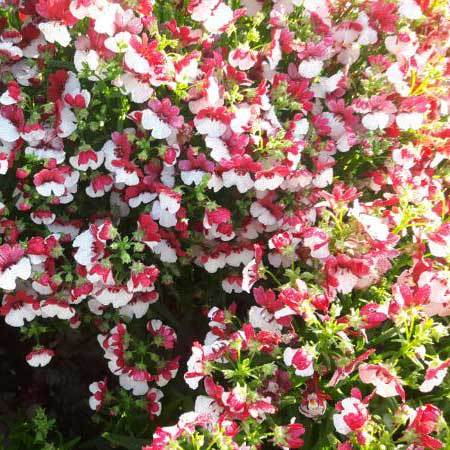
[102,432,149,450]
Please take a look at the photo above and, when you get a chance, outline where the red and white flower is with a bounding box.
[188,0,235,34]
[89,379,108,411]
[147,319,177,350]
[194,107,230,138]
[283,346,315,377]
[138,98,184,140]
[333,389,369,441]
[1,290,39,327]
[359,364,405,401]
[26,347,55,367]
[69,147,104,171]
[419,359,450,393]
[229,46,257,71]
[0,244,31,291]
[426,224,450,259]
[36,0,78,47]
[146,388,164,419]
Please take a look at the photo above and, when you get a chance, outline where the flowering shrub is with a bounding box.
[0,0,449,448]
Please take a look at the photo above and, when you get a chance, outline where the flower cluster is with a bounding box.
[0,0,449,448]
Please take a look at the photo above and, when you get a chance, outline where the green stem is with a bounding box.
[264,269,282,286]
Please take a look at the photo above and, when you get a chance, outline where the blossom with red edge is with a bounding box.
[242,244,264,293]
[137,98,184,140]
[283,346,315,377]
[89,379,108,411]
[146,388,163,420]
[299,377,330,419]
[333,389,370,443]
[419,359,450,393]
[0,290,39,327]
[147,319,177,350]
[274,420,305,449]
[0,244,31,291]
[358,364,405,401]
[405,404,443,449]
[26,347,55,367]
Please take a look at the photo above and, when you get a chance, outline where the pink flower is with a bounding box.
[328,349,375,387]
[283,347,315,377]
[333,389,369,440]
[155,357,179,387]
[194,107,230,138]
[359,303,388,329]
[36,0,77,46]
[254,166,289,191]
[185,341,226,389]
[33,167,68,197]
[368,0,398,33]
[242,244,264,293]
[302,227,330,259]
[95,286,133,309]
[36,0,77,24]
[299,377,330,418]
[0,81,21,105]
[228,46,257,71]
[30,210,56,225]
[419,359,450,393]
[359,364,405,401]
[69,148,104,171]
[188,0,235,34]
[426,224,450,259]
[179,148,215,186]
[284,422,305,448]
[127,265,159,292]
[139,98,184,140]
[85,173,114,198]
[405,405,443,450]
[147,319,177,349]
[41,298,76,320]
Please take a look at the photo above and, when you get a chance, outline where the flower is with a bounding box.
[404,405,443,449]
[1,290,39,327]
[146,388,164,420]
[419,359,450,393]
[274,420,305,448]
[283,347,315,377]
[26,348,55,367]
[358,364,405,401]
[333,389,370,443]
[0,244,31,291]
[89,379,108,411]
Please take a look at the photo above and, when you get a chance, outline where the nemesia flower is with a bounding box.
[358,364,405,401]
[273,420,305,449]
[0,290,39,327]
[146,388,164,420]
[299,377,330,419]
[89,379,108,411]
[419,359,450,393]
[139,98,184,140]
[283,346,315,377]
[333,389,370,442]
[0,0,449,446]
[147,319,177,350]
[0,244,31,291]
[404,404,443,450]
[26,347,55,367]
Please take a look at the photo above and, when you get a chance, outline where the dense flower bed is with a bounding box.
[0,0,449,448]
